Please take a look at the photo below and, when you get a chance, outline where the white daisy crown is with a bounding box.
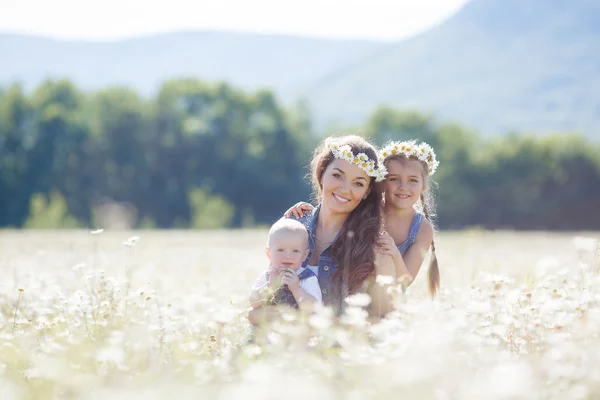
[326,138,388,182]
[378,140,440,176]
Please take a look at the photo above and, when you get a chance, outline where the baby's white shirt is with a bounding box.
[252,266,322,303]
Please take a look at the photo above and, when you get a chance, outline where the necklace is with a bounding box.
[315,236,333,247]
[315,221,336,248]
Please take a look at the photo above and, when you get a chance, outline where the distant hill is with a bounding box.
[2,0,600,137]
[0,30,385,97]
[303,0,600,137]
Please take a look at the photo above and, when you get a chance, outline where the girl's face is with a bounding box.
[321,159,371,215]
[383,158,426,210]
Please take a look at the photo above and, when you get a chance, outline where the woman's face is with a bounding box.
[383,158,425,210]
[321,158,371,214]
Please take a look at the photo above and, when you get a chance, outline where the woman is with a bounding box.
[248,135,397,324]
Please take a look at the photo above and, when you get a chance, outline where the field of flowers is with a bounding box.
[0,228,599,399]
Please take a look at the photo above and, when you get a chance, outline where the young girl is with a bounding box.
[285,140,440,296]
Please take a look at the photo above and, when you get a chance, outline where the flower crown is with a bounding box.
[326,139,388,182]
[378,140,440,176]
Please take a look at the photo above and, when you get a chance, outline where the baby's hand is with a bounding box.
[267,265,284,286]
[283,202,314,219]
[280,268,300,291]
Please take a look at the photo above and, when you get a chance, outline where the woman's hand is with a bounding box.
[376,231,401,260]
[283,202,314,219]
[280,268,301,292]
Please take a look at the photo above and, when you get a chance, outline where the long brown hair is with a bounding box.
[383,154,440,297]
[309,135,383,296]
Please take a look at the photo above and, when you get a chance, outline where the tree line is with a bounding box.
[1,79,599,230]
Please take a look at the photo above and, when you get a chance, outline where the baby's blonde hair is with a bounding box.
[267,218,309,248]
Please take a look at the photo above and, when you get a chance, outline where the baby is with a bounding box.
[249,218,322,310]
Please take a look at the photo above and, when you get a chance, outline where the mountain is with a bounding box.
[2,0,600,137]
[303,0,600,136]
[0,30,385,97]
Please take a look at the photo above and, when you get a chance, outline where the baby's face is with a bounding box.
[267,232,309,271]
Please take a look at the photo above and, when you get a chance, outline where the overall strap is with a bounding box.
[298,268,316,281]
[408,212,424,242]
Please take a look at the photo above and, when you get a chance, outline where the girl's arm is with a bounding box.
[401,219,434,283]
[376,232,410,279]
[283,202,314,219]
[367,251,397,317]
[376,220,434,286]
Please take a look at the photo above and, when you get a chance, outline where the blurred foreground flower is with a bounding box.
[340,306,369,328]
[309,303,333,329]
[572,236,597,253]
[375,275,394,285]
[345,293,371,307]
[214,306,237,324]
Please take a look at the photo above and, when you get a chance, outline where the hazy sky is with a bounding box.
[0,0,470,41]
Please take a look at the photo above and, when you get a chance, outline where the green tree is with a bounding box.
[188,187,235,229]
[24,191,81,229]
[0,84,35,227]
